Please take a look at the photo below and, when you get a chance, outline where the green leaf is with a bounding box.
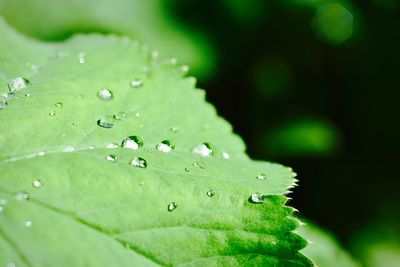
[296,221,359,267]
[0,0,215,79]
[0,19,311,266]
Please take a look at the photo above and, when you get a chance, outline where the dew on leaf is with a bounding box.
[135,112,140,117]
[63,145,75,152]
[181,65,189,73]
[48,111,56,116]
[170,126,180,133]
[106,143,119,149]
[113,111,127,121]
[32,179,42,188]
[184,168,190,172]
[249,193,266,204]
[8,77,29,92]
[170,58,177,65]
[121,136,143,150]
[257,174,267,181]
[167,202,177,211]
[192,160,206,169]
[97,116,114,128]
[191,143,213,157]
[156,140,175,153]
[55,102,63,108]
[129,157,147,168]
[37,151,45,156]
[105,154,118,163]
[130,79,143,88]
[16,191,30,201]
[222,152,230,159]
[25,220,33,228]
[207,189,215,197]
[98,89,113,101]
[25,93,31,97]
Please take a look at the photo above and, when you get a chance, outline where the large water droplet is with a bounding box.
[206,189,215,197]
[130,79,143,88]
[192,160,206,169]
[121,136,143,150]
[249,193,266,204]
[98,89,113,101]
[32,179,42,188]
[129,157,147,168]
[55,102,63,108]
[106,154,118,163]
[25,220,33,228]
[167,202,177,211]
[8,77,29,92]
[256,174,267,181]
[191,143,213,157]
[113,112,126,121]
[97,116,115,128]
[156,140,174,153]
[16,191,30,201]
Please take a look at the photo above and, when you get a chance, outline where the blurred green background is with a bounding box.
[1,0,399,265]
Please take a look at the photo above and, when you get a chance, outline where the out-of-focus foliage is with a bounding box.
[221,0,266,25]
[0,0,215,79]
[263,117,341,157]
[297,221,359,267]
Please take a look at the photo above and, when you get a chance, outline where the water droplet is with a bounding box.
[25,220,33,228]
[113,111,126,121]
[170,58,177,65]
[206,189,215,197]
[48,111,56,116]
[192,160,206,169]
[256,174,267,181]
[32,179,42,188]
[106,143,119,149]
[181,65,189,73]
[63,145,75,152]
[167,202,177,211]
[135,112,140,117]
[184,168,190,172]
[191,143,213,157]
[78,52,86,64]
[72,122,78,127]
[25,93,31,97]
[222,152,230,159]
[97,89,113,101]
[37,151,45,156]
[97,116,114,128]
[170,126,180,133]
[249,193,266,204]
[106,154,118,163]
[8,77,29,92]
[130,79,143,88]
[89,145,95,149]
[129,157,147,168]
[16,191,30,201]
[156,140,174,153]
[55,102,63,108]
[121,136,143,150]
[0,100,7,109]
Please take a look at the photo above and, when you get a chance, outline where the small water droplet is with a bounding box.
[55,102,63,108]
[135,112,140,117]
[181,65,189,73]
[49,111,56,116]
[37,151,45,156]
[63,145,75,152]
[222,152,230,159]
[206,189,215,197]
[0,100,7,109]
[129,157,147,168]
[25,93,31,97]
[170,58,178,65]
[8,77,30,92]
[121,136,143,150]
[192,160,206,169]
[156,140,174,153]
[167,202,177,211]
[98,89,113,101]
[249,193,266,204]
[78,52,86,64]
[191,143,213,157]
[89,145,95,149]
[130,79,143,88]
[106,154,118,163]
[106,143,119,149]
[32,179,42,188]
[16,191,30,201]
[25,220,33,228]
[184,168,190,172]
[170,126,180,133]
[97,116,114,128]
[256,174,267,181]
[113,111,127,121]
